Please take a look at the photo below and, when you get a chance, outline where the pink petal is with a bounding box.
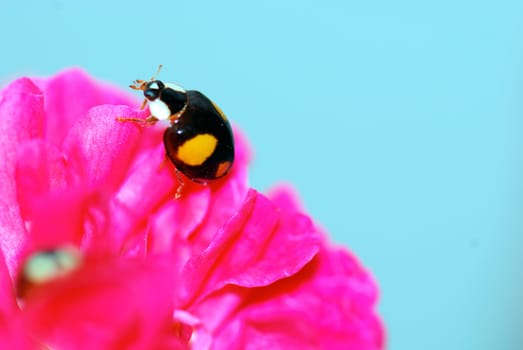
[266,183,304,213]
[0,200,25,279]
[181,189,322,305]
[108,142,177,251]
[0,249,17,317]
[187,285,245,336]
[204,186,384,349]
[21,255,181,349]
[20,189,110,255]
[146,188,210,255]
[0,322,35,350]
[0,78,44,171]
[212,245,384,349]
[0,77,45,275]
[211,318,321,350]
[15,140,68,218]
[62,104,145,190]
[32,68,137,146]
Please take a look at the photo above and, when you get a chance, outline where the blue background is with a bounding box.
[1,1,522,348]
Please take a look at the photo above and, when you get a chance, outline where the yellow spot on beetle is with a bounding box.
[177,134,218,166]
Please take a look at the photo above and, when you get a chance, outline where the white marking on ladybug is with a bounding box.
[165,83,186,93]
[148,81,161,90]
[149,99,172,121]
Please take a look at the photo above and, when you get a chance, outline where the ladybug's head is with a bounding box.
[129,65,188,120]
[143,80,165,101]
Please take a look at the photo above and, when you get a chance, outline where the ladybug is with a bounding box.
[118,66,235,196]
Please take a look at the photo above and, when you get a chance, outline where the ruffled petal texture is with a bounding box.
[0,69,384,349]
[180,189,322,305]
[203,186,384,350]
[0,78,44,275]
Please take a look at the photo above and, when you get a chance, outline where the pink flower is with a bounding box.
[0,69,384,349]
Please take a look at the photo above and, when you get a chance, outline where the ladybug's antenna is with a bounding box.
[150,64,163,81]
[117,65,166,123]
[129,64,164,91]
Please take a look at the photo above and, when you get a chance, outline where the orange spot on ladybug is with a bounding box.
[211,100,228,121]
[215,161,232,178]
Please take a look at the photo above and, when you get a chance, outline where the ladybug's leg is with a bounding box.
[139,98,148,110]
[116,115,159,126]
[144,116,159,125]
[174,169,186,199]
[116,116,146,124]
